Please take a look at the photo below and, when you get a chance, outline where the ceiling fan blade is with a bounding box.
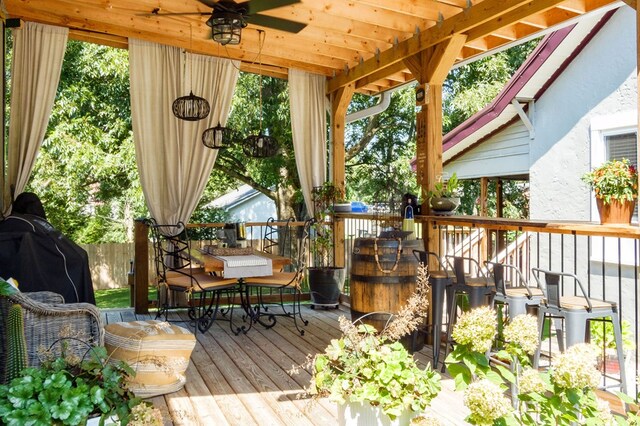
[143,11,211,17]
[247,0,301,14]
[246,13,306,33]
[197,0,218,8]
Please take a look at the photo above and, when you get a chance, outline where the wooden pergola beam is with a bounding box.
[327,0,568,93]
[331,84,355,269]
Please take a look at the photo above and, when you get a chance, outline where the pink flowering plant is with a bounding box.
[582,158,638,204]
[446,308,634,425]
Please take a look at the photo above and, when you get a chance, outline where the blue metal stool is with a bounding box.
[532,268,627,394]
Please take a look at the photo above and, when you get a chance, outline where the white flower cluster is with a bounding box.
[594,398,614,425]
[518,367,546,395]
[464,379,512,425]
[452,306,497,353]
[551,343,601,389]
[503,314,539,355]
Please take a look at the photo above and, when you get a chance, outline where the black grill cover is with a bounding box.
[0,214,95,304]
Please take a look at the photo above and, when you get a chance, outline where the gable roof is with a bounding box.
[440,7,618,165]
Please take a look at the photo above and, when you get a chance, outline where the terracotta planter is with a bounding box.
[595,198,636,225]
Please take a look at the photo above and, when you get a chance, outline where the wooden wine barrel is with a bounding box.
[350,237,425,351]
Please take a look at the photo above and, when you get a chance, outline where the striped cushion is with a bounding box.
[104,320,196,398]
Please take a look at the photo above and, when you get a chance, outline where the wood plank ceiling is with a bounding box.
[3,0,621,95]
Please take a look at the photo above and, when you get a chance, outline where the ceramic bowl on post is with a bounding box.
[430,197,460,215]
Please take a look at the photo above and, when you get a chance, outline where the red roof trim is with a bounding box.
[442,26,575,151]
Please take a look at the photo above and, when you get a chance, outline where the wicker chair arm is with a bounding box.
[3,293,104,368]
[24,291,66,304]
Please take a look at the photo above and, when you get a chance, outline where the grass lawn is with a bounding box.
[94,287,157,309]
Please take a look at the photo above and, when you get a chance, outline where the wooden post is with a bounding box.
[496,179,506,255]
[331,84,354,268]
[134,219,149,314]
[480,177,490,261]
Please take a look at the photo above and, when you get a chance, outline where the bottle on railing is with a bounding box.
[128,260,134,308]
[235,222,246,241]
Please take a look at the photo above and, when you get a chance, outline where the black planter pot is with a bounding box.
[308,267,345,309]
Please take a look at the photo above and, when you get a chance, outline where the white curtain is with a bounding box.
[4,22,68,213]
[129,39,239,225]
[289,68,328,216]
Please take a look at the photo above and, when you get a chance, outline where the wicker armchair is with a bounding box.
[0,290,103,379]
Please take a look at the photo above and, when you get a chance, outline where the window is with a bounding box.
[590,112,638,265]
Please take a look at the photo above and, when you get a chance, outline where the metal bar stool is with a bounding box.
[440,255,495,371]
[531,268,627,394]
[485,261,544,318]
[412,250,453,369]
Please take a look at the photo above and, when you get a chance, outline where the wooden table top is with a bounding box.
[191,248,292,273]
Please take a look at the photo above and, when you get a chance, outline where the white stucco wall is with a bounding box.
[530,7,637,221]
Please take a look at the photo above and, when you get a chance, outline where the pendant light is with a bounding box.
[243,30,278,158]
[173,24,210,121]
[202,41,239,149]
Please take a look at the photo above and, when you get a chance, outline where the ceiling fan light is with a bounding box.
[172,91,210,121]
[207,12,244,45]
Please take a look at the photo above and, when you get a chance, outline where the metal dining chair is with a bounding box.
[531,268,627,393]
[243,219,313,335]
[148,219,239,333]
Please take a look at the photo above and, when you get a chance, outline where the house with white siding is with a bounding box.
[443,5,637,224]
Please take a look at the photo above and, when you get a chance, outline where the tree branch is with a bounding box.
[213,162,275,200]
[346,114,381,162]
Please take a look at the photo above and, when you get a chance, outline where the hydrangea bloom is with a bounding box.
[518,367,547,395]
[504,314,539,355]
[452,306,497,353]
[551,343,601,389]
[464,379,512,425]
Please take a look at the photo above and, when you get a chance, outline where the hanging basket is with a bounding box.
[596,197,636,225]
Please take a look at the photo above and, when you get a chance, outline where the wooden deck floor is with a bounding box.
[101,305,469,425]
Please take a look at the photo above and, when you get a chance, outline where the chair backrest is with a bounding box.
[412,250,448,276]
[485,261,506,296]
[263,217,278,254]
[531,268,592,311]
[148,220,194,282]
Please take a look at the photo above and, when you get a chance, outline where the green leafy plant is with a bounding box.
[581,158,638,204]
[590,317,635,353]
[445,307,635,425]
[311,182,344,268]
[0,341,161,426]
[306,264,441,420]
[426,173,461,199]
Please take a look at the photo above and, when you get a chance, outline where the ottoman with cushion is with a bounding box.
[104,320,196,398]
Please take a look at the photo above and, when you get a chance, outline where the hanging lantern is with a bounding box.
[242,133,278,158]
[172,91,210,121]
[202,123,238,149]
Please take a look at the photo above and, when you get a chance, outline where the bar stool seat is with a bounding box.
[532,268,627,394]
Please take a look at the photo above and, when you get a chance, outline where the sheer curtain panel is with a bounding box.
[289,68,328,216]
[129,39,239,225]
[4,22,68,214]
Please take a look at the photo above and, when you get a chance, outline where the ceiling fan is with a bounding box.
[151,0,306,45]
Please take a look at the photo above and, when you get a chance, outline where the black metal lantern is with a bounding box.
[207,12,245,46]
[202,123,238,149]
[242,133,278,158]
[172,91,211,121]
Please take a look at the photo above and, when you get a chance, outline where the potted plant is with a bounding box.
[426,173,461,215]
[0,340,162,425]
[308,182,346,309]
[307,264,441,425]
[581,158,638,224]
